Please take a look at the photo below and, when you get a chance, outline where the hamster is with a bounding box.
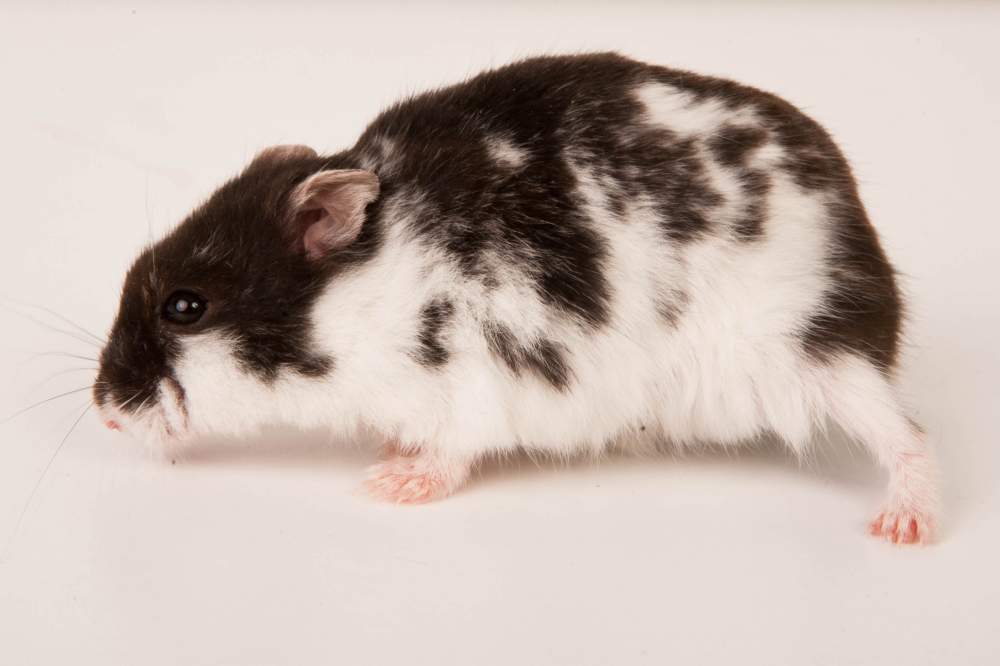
[94,53,939,544]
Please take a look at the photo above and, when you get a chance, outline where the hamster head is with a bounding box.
[94,145,379,444]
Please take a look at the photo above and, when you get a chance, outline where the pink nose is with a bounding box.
[105,419,122,431]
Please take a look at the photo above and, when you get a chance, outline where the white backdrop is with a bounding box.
[1,2,998,665]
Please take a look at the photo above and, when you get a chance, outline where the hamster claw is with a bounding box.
[869,507,936,545]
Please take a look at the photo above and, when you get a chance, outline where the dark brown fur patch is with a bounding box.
[708,125,768,167]
[708,124,771,241]
[413,298,455,368]
[656,289,689,327]
[484,321,572,391]
[799,200,902,370]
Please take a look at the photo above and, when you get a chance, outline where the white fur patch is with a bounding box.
[359,134,401,176]
[484,134,528,169]
[634,81,758,135]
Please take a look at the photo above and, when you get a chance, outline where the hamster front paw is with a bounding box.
[363,446,470,504]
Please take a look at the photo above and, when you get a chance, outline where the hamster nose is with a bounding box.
[104,419,122,431]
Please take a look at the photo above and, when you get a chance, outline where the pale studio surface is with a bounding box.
[0,3,998,665]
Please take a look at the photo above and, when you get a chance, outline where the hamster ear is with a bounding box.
[252,144,318,165]
[287,169,380,260]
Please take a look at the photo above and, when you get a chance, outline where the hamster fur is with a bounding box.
[95,53,939,544]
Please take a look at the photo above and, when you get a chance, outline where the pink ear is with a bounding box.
[287,170,380,259]
[252,144,318,165]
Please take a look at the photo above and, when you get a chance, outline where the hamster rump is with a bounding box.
[96,53,939,544]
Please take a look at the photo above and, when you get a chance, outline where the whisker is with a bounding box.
[2,298,106,345]
[26,366,99,395]
[7,308,103,349]
[146,172,160,285]
[1,400,94,561]
[1,386,95,425]
[119,389,146,410]
[133,395,152,414]
[28,352,100,364]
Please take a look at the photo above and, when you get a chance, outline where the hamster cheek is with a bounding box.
[170,332,278,438]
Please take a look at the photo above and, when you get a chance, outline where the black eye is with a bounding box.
[163,291,207,324]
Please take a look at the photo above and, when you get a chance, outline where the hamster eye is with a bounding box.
[163,290,207,324]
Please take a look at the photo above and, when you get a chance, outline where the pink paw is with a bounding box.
[364,456,454,504]
[869,507,935,545]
